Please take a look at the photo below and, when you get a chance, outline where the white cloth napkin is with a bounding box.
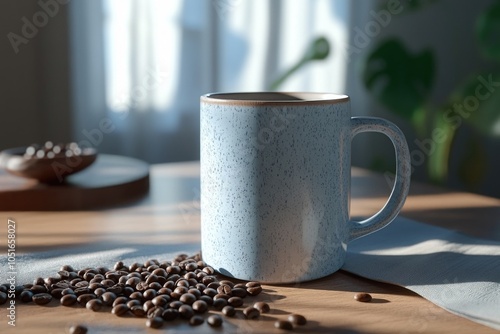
[343,216,500,330]
[2,217,499,330]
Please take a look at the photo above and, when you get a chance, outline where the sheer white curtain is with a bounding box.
[70,0,368,163]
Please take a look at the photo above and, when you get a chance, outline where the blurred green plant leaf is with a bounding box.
[477,1,500,61]
[450,73,500,137]
[363,39,435,121]
[269,36,330,90]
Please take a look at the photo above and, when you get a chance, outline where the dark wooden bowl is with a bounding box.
[0,146,97,183]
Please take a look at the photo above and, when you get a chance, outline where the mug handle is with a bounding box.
[348,117,411,241]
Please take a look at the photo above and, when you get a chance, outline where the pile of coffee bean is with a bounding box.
[0,253,308,332]
[24,141,85,159]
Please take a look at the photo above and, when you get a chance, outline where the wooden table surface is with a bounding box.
[2,161,500,333]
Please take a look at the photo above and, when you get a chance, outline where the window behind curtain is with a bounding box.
[70,0,352,163]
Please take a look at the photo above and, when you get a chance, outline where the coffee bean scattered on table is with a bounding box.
[254,301,270,313]
[1,253,317,332]
[275,320,294,330]
[288,313,307,325]
[354,292,373,302]
[69,324,88,334]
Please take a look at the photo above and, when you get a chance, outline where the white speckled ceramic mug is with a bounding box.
[200,92,410,283]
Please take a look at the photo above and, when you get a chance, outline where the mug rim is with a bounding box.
[201,92,349,106]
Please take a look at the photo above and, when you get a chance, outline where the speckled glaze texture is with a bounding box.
[200,93,410,283]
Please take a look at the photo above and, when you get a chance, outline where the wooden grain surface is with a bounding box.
[1,161,499,333]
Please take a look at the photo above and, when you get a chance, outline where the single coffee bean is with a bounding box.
[130,305,147,317]
[185,262,198,272]
[203,288,217,298]
[288,313,307,325]
[71,278,83,286]
[233,283,246,289]
[184,272,197,280]
[74,287,91,296]
[243,306,260,319]
[106,285,123,295]
[0,292,8,305]
[50,288,64,299]
[101,291,117,306]
[179,293,196,305]
[60,294,77,306]
[161,308,179,321]
[61,288,75,296]
[166,265,181,275]
[126,277,141,286]
[129,291,143,301]
[218,280,234,288]
[149,282,163,291]
[207,314,223,327]
[178,304,194,319]
[214,293,230,301]
[231,287,247,298]
[77,293,96,305]
[222,305,236,317]
[69,324,88,334]
[163,281,175,290]
[228,296,244,307]
[100,279,115,288]
[143,300,155,312]
[212,298,228,310]
[113,296,128,307]
[89,283,103,291]
[152,268,167,277]
[254,301,270,313]
[53,282,70,289]
[60,264,75,272]
[151,295,168,307]
[246,281,261,288]
[123,286,135,297]
[112,304,130,317]
[192,300,208,313]
[33,277,45,286]
[275,320,293,330]
[75,281,89,288]
[30,284,47,294]
[146,316,163,329]
[32,293,52,305]
[206,282,220,290]
[114,261,124,271]
[145,274,159,285]
[83,272,95,281]
[202,266,215,275]
[174,285,189,294]
[175,279,190,288]
[86,299,103,312]
[157,287,172,296]
[189,315,204,326]
[354,292,372,302]
[199,295,213,306]
[188,288,201,298]
[247,286,263,296]
[94,288,106,297]
[147,306,164,319]
[169,300,183,309]
[20,290,34,302]
[217,284,232,295]
[125,299,140,309]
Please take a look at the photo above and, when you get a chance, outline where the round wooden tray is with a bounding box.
[0,154,149,211]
